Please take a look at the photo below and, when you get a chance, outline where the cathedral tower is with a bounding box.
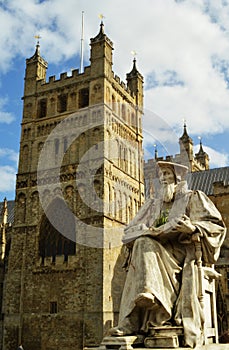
[2,23,144,350]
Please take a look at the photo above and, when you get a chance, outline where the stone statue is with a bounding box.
[110,161,226,348]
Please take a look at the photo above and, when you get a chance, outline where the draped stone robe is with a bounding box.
[119,186,226,348]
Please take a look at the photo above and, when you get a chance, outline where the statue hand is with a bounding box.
[173,215,196,234]
[145,226,161,236]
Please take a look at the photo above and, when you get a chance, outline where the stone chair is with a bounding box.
[194,236,220,345]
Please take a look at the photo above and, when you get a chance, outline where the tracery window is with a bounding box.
[39,198,76,263]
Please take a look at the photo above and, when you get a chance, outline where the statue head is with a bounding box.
[157,161,188,184]
[157,161,189,202]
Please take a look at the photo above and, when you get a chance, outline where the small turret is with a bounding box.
[179,122,193,166]
[90,21,113,78]
[195,138,209,170]
[23,40,48,96]
[126,58,144,109]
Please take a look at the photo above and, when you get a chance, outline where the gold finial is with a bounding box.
[98,14,105,21]
[131,50,137,59]
[34,34,41,45]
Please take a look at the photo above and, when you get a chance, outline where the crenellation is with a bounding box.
[71,68,79,76]
[36,65,91,91]
[114,75,120,84]
[49,75,56,82]
[60,72,67,80]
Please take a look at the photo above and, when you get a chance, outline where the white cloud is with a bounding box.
[0,165,16,192]
[0,98,15,123]
[0,111,14,124]
[0,0,228,164]
[0,147,18,197]
[0,148,19,164]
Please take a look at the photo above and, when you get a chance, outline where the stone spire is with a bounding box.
[90,21,113,78]
[91,20,105,42]
[24,39,48,96]
[179,122,193,167]
[195,138,209,170]
[126,58,144,109]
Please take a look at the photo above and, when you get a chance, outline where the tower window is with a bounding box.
[58,94,67,113]
[50,301,58,314]
[39,198,76,263]
[38,99,47,118]
[78,88,89,108]
[63,137,68,153]
[54,139,59,155]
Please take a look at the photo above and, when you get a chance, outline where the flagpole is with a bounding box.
[80,11,84,74]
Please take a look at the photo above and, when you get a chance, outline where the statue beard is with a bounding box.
[160,183,176,203]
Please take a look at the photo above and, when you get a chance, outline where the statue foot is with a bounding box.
[109,326,134,336]
[135,292,155,309]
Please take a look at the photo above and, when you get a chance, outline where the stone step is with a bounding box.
[84,340,229,350]
[84,345,229,350]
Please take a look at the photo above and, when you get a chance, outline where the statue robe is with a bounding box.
[119,188,226,347]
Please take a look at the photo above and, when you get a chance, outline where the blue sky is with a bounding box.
[0,0,229,200]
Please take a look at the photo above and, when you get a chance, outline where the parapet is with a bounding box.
[37,65,91,90]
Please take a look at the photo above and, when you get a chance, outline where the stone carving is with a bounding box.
[109,161,226,348]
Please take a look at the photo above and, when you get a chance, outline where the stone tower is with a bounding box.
[2,23,144,350]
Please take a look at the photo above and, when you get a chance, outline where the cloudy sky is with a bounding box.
[0,0,229,200]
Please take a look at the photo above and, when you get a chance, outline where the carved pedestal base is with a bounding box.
[144,326,183,348]
[144,335,179,348]
[99,335,145,350]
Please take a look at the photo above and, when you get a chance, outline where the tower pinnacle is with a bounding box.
[195,137,209,170]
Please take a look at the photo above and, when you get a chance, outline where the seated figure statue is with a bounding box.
[110,161,226,348]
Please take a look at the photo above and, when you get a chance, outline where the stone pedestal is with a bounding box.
[145,326,183,348]
[144,335,179,348]
[98,335,144,350]
[93,342,229,350]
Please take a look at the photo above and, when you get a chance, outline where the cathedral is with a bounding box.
[0,22,228,349]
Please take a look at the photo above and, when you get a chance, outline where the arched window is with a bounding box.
[58,94,67,113]
[63,137,68,153]
[38,98,47,118]
[39,198,76,263]
[112,95,116,113]
[78,88,89,108]
[122,104,126,120]
[17,193,26,224]
[21,145,29,172]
